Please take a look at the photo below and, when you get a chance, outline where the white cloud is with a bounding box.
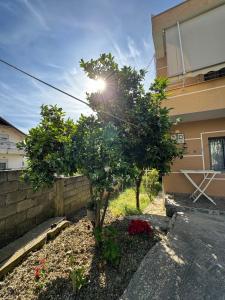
[143,39,151,50]
[127,36,140,59]
[45,63,63,70]
[21,0,49,30]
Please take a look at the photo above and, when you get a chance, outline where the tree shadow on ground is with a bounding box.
[67,208,87,223]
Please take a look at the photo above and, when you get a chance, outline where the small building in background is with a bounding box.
[152,0,225,199]
[0,117,26,170]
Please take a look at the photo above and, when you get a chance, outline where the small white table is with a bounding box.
[180,170,221,205]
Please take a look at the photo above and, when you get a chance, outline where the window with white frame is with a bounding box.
[209,137,225,170]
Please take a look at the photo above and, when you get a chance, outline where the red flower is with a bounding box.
[128,220,153,235]
[39,258,46,266]
[34,266,41,280]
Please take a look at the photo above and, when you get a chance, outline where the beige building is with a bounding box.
[152,0,225,199]
[0,117,25,170]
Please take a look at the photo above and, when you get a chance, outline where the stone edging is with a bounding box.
[0,218,70,280]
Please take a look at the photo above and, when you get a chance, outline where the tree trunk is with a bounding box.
[135,172,143,210]
[95,199,101,229]
[100,191,110,228]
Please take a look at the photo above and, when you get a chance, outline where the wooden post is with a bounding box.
[54,178,65,216]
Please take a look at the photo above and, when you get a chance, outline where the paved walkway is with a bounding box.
[121,212,225,300]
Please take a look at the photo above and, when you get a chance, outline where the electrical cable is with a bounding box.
[0,58,138,128]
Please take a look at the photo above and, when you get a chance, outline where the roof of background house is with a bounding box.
[0,116,26,136]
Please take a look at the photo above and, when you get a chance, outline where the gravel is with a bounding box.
[0,209,162,300]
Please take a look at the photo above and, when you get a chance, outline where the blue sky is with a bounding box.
[0,0,181,132]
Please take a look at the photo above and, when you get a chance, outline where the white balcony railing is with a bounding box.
[0,141,24,155]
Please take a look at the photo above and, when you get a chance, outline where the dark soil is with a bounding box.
[0,209,162,300]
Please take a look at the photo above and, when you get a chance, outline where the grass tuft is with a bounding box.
[109,188,150,217]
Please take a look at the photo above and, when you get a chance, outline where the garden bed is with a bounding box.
[0,209,162,300]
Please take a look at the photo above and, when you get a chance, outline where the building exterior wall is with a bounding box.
[165,77,225,118]
[164,118,225,197]
[0,125,25,170]
[152,0,225,200]
[0,170,90,248]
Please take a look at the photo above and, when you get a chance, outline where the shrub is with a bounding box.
[142,169,161,199]
[128,220,153,236]
[69,256,87,293]
[94,226,121,266]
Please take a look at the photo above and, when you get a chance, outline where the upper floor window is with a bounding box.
[209,137,225,171]
[165,4,225,77]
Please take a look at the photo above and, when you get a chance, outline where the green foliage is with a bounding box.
[94,226,121,266]
[70,267,87,293]
[74,114,130,195]
[142,169,161,199]
[69,256,87,293]
[74,114,133,227]
[18,104,131,228]
[17,105,77,190]
[80,53,183,208]
[109,188,150,217]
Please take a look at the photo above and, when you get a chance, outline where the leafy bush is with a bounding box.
[17,105,77,190]
[128,220,153,236]
[142,169,161,199]
[69,256,87,293]
[94,226,121,266]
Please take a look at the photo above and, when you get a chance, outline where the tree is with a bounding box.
[18,105,130,230]
[17,105,77,190]
[74,114,131,228]
[80,53,182,209]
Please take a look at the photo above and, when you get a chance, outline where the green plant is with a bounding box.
[94,226,121,266]
[69,256,87,293]
[34,258,47,289]
[17,105,77,190]
[142,169,161,199]
[18,105,130,231]
[70,267,87,293]
[109,188,150,217]
[75,115,131,229]
[80,53,183,210]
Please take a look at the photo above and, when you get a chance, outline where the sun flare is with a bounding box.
[88,78,106,93]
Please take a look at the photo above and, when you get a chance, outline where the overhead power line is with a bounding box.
[0,58,138,128]
[144,53,155,72]
[0,58,89,107]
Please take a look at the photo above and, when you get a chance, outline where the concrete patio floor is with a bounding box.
[121,211,225,300]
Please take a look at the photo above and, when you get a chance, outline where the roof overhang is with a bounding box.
[0,117,26,136]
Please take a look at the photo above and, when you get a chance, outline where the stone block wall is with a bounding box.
[0,170,90,248]
[63,176,90,215]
